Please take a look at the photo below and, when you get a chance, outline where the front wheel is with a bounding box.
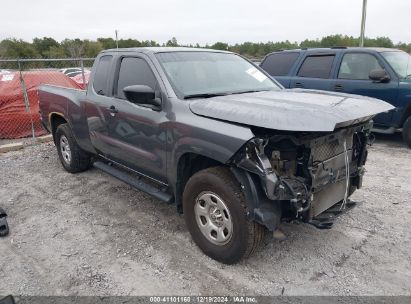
[403,116,411,148]
[183,167,267,264]
[55,123,91,173]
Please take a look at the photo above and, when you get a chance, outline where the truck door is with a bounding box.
[332,52,397,127]
[290,54,336,91]
[86,55,168,184]
[106,56,168,183]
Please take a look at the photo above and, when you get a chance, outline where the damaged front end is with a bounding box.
[230,121,373,230]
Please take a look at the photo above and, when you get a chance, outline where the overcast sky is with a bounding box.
[2,0,410,44]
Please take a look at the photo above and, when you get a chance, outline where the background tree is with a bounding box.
[0,38,39,58]
[0,35,409,60]
[211,42,229,50]
[32,37,59,58]
[83,40,103,57]
[166,37,179,47]
[47,46,67,58]
[365,36,393,48]
[300,38,321,48]
[61,38,85,57]
[97,38,116,49]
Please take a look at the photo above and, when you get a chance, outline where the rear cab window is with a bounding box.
[92,55,113,96]
[261,52,300,76]
[297,55,335,79]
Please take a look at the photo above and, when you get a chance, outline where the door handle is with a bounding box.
[295,82,304,88]
[107,105,118,116]
[334,84,343,92]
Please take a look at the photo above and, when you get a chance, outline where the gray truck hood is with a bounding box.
[189,89,394,132]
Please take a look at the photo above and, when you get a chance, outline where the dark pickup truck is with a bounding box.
[39,47,393,264]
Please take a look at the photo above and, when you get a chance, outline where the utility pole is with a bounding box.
[359,0,367,47]
[115,30,119,49]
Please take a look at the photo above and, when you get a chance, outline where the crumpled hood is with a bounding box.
[189,89,395,132]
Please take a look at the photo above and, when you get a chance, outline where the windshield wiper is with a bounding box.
[183,93,228,99]
[229,89,270,95]
[183,89,271,99]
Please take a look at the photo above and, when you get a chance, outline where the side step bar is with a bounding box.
[93,161,173,203]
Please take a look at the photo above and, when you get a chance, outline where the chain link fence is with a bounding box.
[0,58,94,142]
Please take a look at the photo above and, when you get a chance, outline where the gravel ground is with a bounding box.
[0,134,410,296]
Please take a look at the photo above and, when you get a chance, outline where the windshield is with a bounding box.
[156,51,280,98]
[381,51,411,79]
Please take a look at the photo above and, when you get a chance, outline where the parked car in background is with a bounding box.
[60,68,91,88]
[60,67,82,75]
[71,70,90,89]
[65,71,83,78]
[0,71,81,139]
[260,47,411,147]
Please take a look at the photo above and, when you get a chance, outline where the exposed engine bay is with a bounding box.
[232,121,373,229]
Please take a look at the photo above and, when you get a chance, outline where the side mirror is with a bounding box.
[123,85,161,110]
[369,69,390,83]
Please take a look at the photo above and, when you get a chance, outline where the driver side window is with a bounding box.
[116,57,157,99]
[338,53,383,80]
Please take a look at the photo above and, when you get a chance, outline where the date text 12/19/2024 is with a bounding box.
[149,296,257,303]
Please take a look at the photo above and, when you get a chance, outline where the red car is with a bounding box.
[0,71,81,138]
[71,71,90,89]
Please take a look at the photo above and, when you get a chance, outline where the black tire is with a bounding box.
[183,167,267,264]
[55,123,91,173]
[403,116,411,148]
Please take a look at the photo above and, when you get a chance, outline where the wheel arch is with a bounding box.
[174,152,224,213]
[174,152,281,231]
[400,103,411,127]
[49,113,68,142]
[230,167,281,231]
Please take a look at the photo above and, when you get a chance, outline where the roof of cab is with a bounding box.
[269,47,402,54]
[101,47,232,54]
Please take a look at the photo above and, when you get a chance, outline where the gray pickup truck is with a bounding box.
[39,47,393,264]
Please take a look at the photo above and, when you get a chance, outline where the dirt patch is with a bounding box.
[0,134,410,296]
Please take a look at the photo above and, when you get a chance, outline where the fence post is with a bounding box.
[80,59,86,89]
[17,60,36,140]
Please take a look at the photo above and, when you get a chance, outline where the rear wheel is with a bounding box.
[183,167,267,264]
[55,123,91,173]
[403,116,411,148]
